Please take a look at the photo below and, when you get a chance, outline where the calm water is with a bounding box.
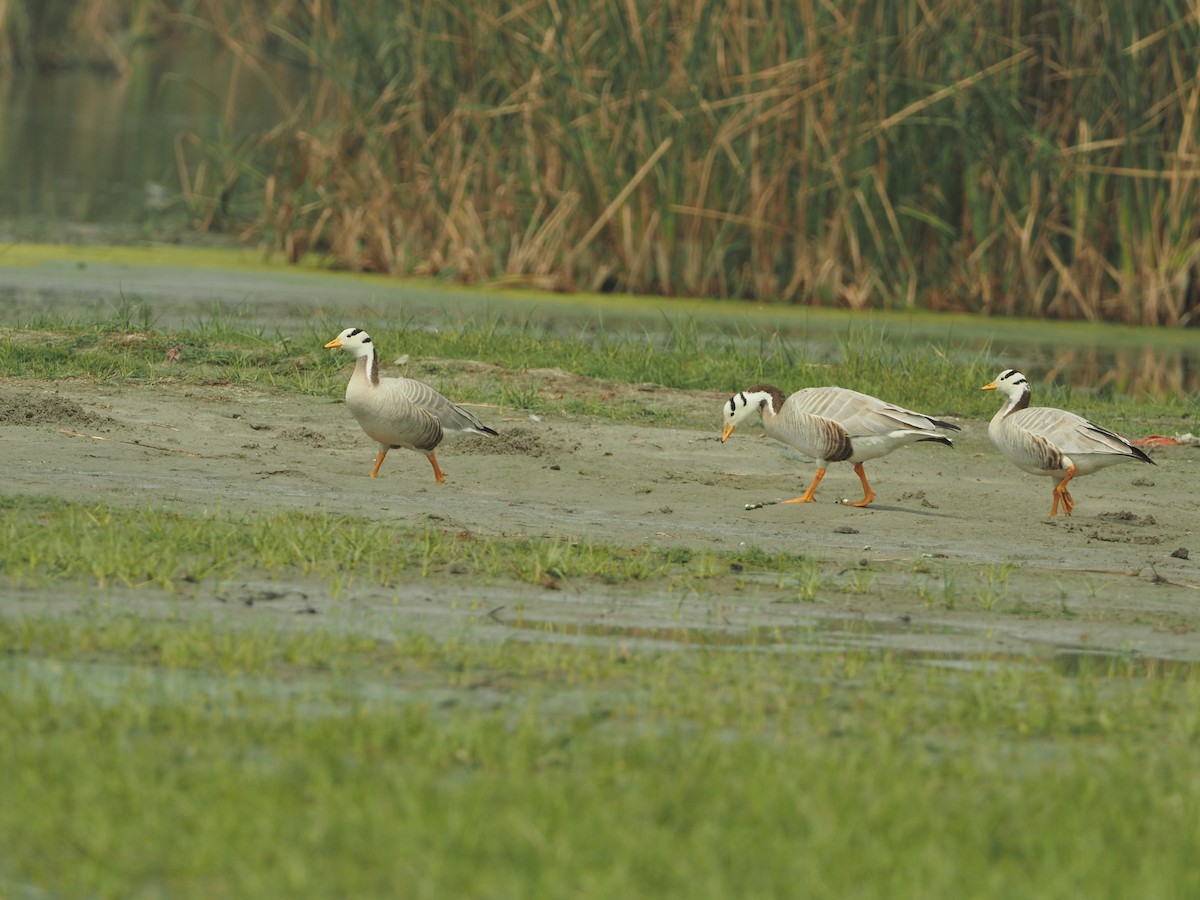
[0,41,303,231]
[0,46,1196,401]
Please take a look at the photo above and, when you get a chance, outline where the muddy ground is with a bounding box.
[2,370,1198,661]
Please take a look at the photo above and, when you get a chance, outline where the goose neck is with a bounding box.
[355,347,380,386]
[747,384,786,420]
[996,387,1030,422]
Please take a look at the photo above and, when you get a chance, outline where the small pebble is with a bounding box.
[1170,547,1189,560]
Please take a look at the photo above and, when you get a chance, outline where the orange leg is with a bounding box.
[369,450,388,478]
[426,452,446,484]
[843,462,876,508]
[1050,464,1076,516]
[782,467,826,504]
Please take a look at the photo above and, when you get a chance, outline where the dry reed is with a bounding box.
[5,0,1200,323]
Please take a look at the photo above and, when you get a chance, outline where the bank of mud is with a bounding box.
[2,375,1197,661]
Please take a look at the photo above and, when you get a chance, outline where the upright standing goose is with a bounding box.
[721,384,959,507]
[982,369,1154,516]
[325,327,498,482]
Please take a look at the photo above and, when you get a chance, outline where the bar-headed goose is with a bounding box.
[325,328,498,482]
[721,384,958,507]
[982,369,1153,516]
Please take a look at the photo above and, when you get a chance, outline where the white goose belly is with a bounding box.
[843,431,924,463]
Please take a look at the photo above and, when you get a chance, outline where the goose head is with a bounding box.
[324,327,374,357]
[982,369,1030,401]
[721,386,778,442]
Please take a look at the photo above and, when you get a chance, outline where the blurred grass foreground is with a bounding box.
[3,0,1200,323]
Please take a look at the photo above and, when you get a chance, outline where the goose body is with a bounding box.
[721,384,958,507]
[983,369,1153,516]
[325,328,498,482]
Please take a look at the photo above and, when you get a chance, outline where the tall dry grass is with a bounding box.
[6,0,1200,323]
[0,0,186,73]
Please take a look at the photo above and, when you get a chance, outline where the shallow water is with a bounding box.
[0,41,304,232]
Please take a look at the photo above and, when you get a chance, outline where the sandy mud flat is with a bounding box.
[2,374,1197,661]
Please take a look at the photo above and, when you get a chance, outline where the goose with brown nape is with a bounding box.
[721,384,958,507]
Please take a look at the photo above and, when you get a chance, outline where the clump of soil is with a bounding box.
[453,425,579,459]
[280,427,331,447]
[1099,510,1157,525]
[0,390,102,427]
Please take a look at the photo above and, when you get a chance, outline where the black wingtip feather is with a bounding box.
[1131,444,1155,465]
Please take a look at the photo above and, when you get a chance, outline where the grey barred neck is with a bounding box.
[744,384,787,417]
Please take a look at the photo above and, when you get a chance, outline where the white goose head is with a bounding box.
[982,369,1031,411]
[324,327,375,357]
[721,385,783,442]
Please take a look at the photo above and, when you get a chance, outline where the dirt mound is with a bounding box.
[0,390,103,427]
[452,425,579,459]
[279,427,331,447]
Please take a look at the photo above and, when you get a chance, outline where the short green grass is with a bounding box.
[0,497,725,592]
[5,306,1193,431]
[2,496,1200,897]
[0,307,1005,422]
[0,497,1160,624]
[3,601,1199,897]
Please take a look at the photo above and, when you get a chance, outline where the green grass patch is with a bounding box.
[0,307,1005,421]
[3,609,1200,898]
[3,495,1200,896]
[6,305,1192,430]
[0,496,1180,623]
[0,497,742,592]
[7,301,1190,432]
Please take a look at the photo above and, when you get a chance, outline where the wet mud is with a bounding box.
[2,375,1197,661]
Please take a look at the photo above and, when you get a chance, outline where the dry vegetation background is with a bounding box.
[3,0,1200,323]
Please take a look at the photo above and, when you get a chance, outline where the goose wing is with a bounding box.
[387,377,499,436]
[1006,407,1145,459]
[788,387,957,436]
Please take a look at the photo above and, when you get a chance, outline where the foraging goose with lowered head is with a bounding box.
[982,369,1153,516]
[722,384,958,507]
[325,327,498,482]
